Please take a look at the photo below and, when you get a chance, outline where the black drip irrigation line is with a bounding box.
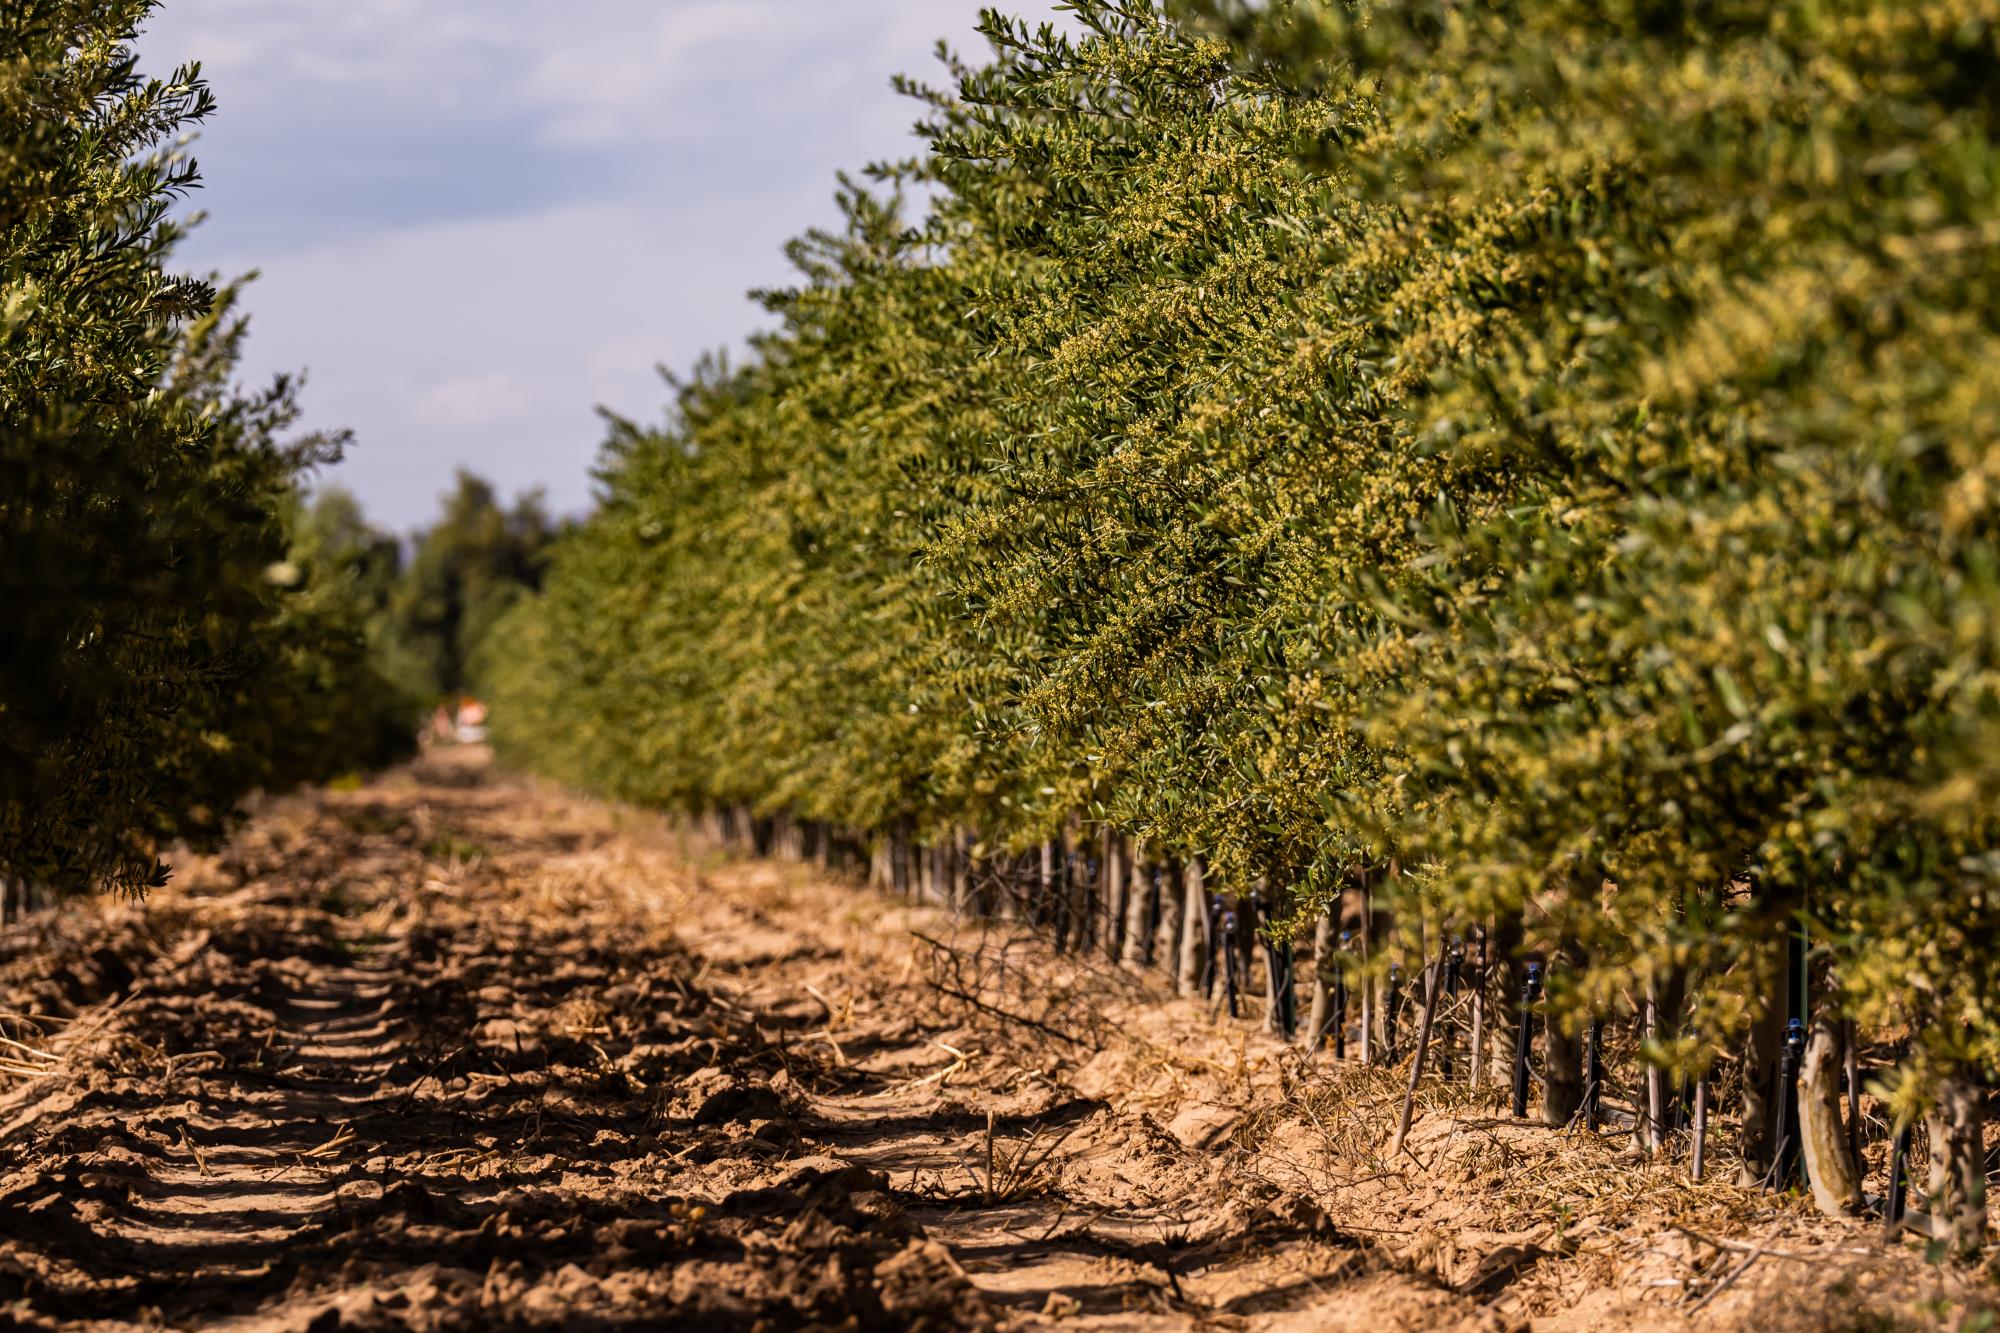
[1219,901,1241,1019]
[1267,896,1298,1038]
[1199,894,1223,999]
[1767,1016,1807,1192]
[1512,960,1543,1119]
[1437,938,1464,1080]
[1583,1017,1604,1130]
[1257,902,1296,1041]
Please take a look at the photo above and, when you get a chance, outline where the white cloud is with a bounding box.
[134,0,1070,530]
[222,200,768,523]
[415,372,542,429]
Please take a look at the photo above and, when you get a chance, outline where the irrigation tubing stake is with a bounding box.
[1467,926,1486,1089]
[1439,937,1463,1080]
[1691,1077,1709,1182]
[1199,894,1222,998]
[1280,928,1296,1032]
[1769,1016,1806,1191]
[1357,872,1373,1065]
[1252,890,1296,1039]
[1883,1121,1912,1236]
[1512,961,1542,1119]
[1583,1018,1604,1131]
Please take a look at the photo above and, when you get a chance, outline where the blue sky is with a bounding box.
[138,1,1061,531]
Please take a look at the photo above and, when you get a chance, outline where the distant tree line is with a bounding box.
[0,2,547,903]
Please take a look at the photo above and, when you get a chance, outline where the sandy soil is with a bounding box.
[0,750,1991,1331]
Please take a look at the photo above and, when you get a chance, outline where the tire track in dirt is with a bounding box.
[0,751,1942,1331]
[0,755,1009,1330]
[0,749,1376,1331]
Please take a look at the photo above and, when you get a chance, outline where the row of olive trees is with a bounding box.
[487,0,1998,1251]
[0,1,419,904]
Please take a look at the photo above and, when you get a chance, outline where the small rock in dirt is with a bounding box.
[1040,1290,1082,1319]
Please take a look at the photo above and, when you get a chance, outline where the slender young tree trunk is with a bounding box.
[1307,911,1336,1054]
[1066,825,1091,953]
[1542,939,1585,1127]
[1160,860,1184,976]
[1736,985,1787,1185]
[1257,887,1283,1036]
[1121,843,1151,971]
[1736,878,1795,1184]
[1175,858,1207,996]
[1487,914,1523,1088]
[1927,1074,1989,1258]
[1799,1012,1862,1217]
[1390,938,1449,1157]
[951,828,971,917]
[1544,1020,1585,1128]
[1357,876,1373,1064]
[1641,995,1665,1154]
[1048,836,1064,928]
[1102,831,1127,963]
[1639,966,1687,1154]
[1467,925,1487,1088]
[1263,942,1283,1034]
[894,827,913,899]
[1368,874,1397,1057]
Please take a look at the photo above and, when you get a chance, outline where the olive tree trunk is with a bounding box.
[1927,1074,1989,1259]
[1735,878,1796,1184]
[1154,860,1183,980]
[1175,858,1207,996]
[1307,911,1337,1054]
[1121,845,1153,970]
[1102,832,1128,963]
[1486,914,1524,1088]
[1798,1013,1862,1217]
[1544,1018,1585,1128]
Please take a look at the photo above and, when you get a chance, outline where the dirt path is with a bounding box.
[0,752,1986,1330]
